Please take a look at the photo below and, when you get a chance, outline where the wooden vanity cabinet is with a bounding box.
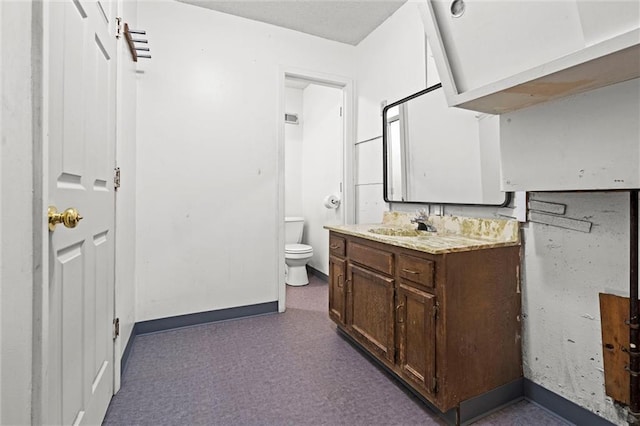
[327,231,522,413]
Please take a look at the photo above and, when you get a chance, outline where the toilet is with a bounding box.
[285,217,313,286]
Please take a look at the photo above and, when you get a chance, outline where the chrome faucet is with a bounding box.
[411,209,437,232]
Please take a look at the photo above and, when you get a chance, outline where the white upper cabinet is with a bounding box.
[420,0,640,114]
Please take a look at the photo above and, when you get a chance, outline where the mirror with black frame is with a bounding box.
[383,84,509,206]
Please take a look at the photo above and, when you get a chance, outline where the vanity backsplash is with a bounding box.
[324,212,520,255]
[381,211,519,242]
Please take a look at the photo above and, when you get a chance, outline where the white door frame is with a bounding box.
[276,66,355,312]
[0,1,44,424]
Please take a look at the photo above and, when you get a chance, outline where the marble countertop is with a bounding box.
[324,212,520,255]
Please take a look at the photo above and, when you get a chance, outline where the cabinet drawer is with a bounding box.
[329,235,346,257]
[349,242,394,276]
[398,254,434,289]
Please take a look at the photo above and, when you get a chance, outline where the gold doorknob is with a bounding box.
[48,206,83,231]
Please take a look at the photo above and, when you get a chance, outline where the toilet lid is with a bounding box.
[285,244,313,254]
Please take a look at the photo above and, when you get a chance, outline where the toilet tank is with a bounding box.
[285,217,304,244]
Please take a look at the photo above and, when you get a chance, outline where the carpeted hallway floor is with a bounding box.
[103,275,568,425]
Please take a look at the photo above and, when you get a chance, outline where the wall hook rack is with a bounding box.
[124,23,151,62]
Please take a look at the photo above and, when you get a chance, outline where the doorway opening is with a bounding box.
[277,70,354,312]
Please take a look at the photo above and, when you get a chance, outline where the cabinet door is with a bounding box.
[328,255,347,326]
[347,264,395,363]
[397,283,437,395]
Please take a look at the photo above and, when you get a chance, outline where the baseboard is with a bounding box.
[524,379,615,426]
[307,265,328,282]
[120,301,278,373]
[136,301,278,335]
[459,378,524,425]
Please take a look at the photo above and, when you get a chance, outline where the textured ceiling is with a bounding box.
[176,0,407,45]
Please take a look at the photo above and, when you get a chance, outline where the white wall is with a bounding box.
[301,84,343,274]
[521,191,631,424]
[284,87,303,217]
[0,1,37,424]
[354,1,427,224]
[135,1,355,321]
[114,0,138,380]
[355,139,385,223]
[356,2,427,142]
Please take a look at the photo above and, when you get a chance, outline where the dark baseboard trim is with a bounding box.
[307,266,328,282]
[136,301,278,335]
[524,379,615,426]
[120,301,278,373]
[459,378,524,425]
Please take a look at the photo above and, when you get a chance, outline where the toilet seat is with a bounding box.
[285,243,313,254]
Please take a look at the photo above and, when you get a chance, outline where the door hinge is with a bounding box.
[433,301,439,320]
[113,318,120,340]
[116,17,122,38]
[432,376,438,393]
[339,106,343,117]
[114,167,121,190]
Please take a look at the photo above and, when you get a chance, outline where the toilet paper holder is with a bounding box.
[323,195,341,209]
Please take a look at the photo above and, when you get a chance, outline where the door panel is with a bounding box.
[347,264,395,363]
[397,283,437,394]
[59,246,85,425]
[47,0,116,424]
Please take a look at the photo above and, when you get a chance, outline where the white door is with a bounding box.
[46,0,117,424]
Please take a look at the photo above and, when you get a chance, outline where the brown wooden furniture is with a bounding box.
[328,231,522,413]
[599,293,637,406]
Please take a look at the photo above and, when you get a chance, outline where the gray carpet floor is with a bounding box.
[103,275,568,426]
